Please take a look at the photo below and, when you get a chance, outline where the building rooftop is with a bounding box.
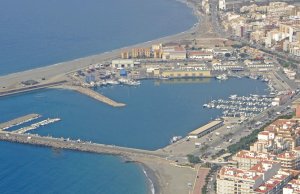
[188,51,213,56]
[234,150,275,160]
[255,173,290,193]
[219,166,261,181]
[250,161,279,173]
[277,151,299,160]
[189,120,223,136]
[284,179,300,193]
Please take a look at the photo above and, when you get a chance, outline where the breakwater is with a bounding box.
[0,132,166,159]
[60,85,126,107]
[0,80,67,97]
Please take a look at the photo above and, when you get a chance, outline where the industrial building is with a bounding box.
[111,59,140,69]
[161,46,187,60]
[188,120,223,138]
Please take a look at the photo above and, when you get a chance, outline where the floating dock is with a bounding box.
[60,85,126,107]
[13,118,61,134]
[0,114,41,131]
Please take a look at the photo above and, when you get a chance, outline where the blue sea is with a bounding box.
[0,141,148,194]
[0,0,196,75]
[0,78,268,193]
[0,0,198,193]
[0,0,269,193]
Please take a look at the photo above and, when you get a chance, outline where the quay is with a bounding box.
[0,131,166,159]
[0,114,41,131]
[60,85,126,107]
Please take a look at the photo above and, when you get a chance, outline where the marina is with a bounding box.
[13,118,61,134]
[0,114,41,131]
[203,94,274,118]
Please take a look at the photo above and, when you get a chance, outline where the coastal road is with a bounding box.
[201,97,296,158]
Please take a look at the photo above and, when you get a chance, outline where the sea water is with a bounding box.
[0,0,196,75]
[0,78,268,193]
[0,0,198,193]
[0,0,269,193]
[0,141,147,194]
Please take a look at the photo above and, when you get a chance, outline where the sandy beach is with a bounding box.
[0,0,207,193]
[129,155,197,194]
[0,0,203,91]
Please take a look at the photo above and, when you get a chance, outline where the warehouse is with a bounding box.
[188,120,224,138]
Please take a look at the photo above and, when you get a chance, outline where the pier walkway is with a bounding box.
[0,131,166,159]
[60,85,126,107]
[0,114,41,130]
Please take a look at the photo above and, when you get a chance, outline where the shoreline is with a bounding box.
[0,0,203,194]
[0,0,201,88]
[140,163,160,194]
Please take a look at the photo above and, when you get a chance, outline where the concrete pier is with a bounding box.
[0,80,67,97]
[60,85,126,107]
[0,114,41,130]
[0,131,165,158]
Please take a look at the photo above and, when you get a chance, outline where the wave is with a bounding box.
[142,168,155,194]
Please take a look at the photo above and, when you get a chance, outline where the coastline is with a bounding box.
[0,0,202,194]
[140,163,160,194]
[0,0,202,91]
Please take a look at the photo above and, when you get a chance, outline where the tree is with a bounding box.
[225,53,231,57]
[187,154,201,164]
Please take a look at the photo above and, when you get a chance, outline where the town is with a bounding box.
[1,0,300,194]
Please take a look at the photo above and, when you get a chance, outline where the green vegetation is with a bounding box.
[201,162,212,168]
[227,128,261,154]
[239,53,249,58]
[212,149,226,160]
[223,132,234,139]
[200,144,209,152]
[278,58,294,68]
[290,63,298,70]
[232,44,244,48]
[225,53,231,57]
[228,114,293,154]
[201,164,220,194]
[187,154,201,164]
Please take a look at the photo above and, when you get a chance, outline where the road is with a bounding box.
[194,93,298,159]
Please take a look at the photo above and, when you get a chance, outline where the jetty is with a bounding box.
[60,85,126,107]
[0,80,67,97]
[0,131,166,159]
[0,114,41,130]
[13,118,61,134]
